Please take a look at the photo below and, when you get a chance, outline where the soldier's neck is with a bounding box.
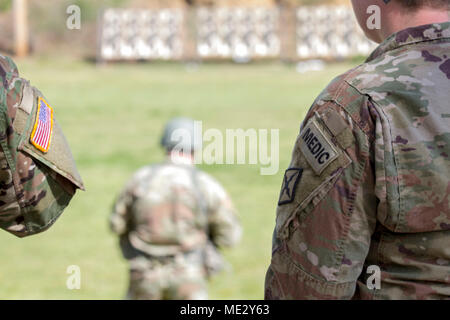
[377,8,449,43]
[167,152,195,166]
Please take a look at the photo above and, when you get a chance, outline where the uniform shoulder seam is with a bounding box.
[324,65,373,142]
[325,65,366,102]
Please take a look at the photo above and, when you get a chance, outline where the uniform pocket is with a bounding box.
[265,242,355,299]
[275,114,352,239]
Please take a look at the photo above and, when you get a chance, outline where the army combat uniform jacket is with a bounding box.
[110,159,242,261]
[265,22,450,299]
[110,160,242,299]
[0,55,84,237]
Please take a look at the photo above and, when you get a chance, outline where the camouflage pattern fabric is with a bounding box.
[265,22,450,300]
[0,55,84,238]
[110,159,242,300]
[126,251,208,300]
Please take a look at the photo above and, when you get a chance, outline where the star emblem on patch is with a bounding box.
[278,168,303,206]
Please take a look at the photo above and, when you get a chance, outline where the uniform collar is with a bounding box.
[366,22,450,62]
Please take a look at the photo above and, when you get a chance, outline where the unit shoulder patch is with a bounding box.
[299,118,338,175]
[30,97,53,153]
[278,168,303,205]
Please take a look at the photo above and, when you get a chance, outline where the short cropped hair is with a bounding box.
[395,0,450,8]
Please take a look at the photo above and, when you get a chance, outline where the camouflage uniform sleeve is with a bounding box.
[109,172,141,236]
[110,167,154,235]
[265,71,377,299]
[0,56,84,237]
[200,173,242,248]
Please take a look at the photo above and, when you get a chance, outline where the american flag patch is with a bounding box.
[30,97,53,153]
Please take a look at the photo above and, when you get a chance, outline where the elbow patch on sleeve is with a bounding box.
[265,246,356,300]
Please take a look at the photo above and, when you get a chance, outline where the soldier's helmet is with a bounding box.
[160,117,201,153]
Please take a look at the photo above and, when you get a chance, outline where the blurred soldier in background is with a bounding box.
[110,118,242,300]
[0,55,84,238]
[265,0,450,299]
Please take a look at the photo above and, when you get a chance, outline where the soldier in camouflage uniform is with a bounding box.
[0,55,84,237]
[265,0,450,299]
[110,118,242,300]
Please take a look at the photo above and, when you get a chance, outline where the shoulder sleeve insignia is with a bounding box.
[299,118,338,175]
[278,168,303,206]
[30,97,54,153]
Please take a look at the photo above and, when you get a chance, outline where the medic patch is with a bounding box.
[30,97,53,153]
[278,168,303,205]
[299,118,338,175]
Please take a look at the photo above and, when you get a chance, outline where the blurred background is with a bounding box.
[0,0,373,299]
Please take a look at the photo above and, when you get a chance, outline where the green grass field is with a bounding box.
[0,56,358,299]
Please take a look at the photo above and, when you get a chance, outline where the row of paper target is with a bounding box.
[99,6,376,60]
